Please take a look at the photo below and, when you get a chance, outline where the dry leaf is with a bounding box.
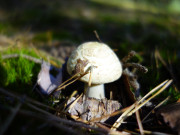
[157,102,180,135]
[37,61,62,95]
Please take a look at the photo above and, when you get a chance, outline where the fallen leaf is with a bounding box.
[37,61,62,95]
[157,102,180,135]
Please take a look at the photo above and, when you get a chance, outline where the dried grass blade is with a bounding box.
[111,79,172,131]
[65,93,83,112]
[142,96,170,122]
[111,104,135,130]
[56,72,79,90]
[135,103,144,135]
[138,79,168,104]
[94,30,102,42]
[88,69,92,86]
[56,71,89,91]
[128,80,172,117]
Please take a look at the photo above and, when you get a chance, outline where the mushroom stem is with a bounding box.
[85,84,105,99]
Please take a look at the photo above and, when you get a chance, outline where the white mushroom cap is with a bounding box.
[67,42,122,84]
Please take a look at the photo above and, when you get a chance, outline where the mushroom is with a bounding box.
[67,42,122,99]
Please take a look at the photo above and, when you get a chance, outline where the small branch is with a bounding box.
[0,88,55,111]
[94,30,102,42]
[55,69,90,92]
[1,54,43,64]
[0,102,22,135]
[0,88,107,134]
[135,103,144,135]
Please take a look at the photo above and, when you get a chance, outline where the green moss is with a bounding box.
[0,47,41,93]
[169,87,180,101]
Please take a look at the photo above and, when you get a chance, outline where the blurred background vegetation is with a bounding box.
[0,0,180,99]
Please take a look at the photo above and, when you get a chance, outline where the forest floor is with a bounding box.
[0,1,180,135]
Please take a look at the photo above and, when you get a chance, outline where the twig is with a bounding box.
[88,68,92,86]
[94,30,102,42]
[0,88,55,111]
[135,103,144,135]
[0,88,107,134]
[18,109,86,135]
[96,123,129,135]
[65,93,83,112]
[55,72,80,91]
[2,51,62,68]
[0,102,22,135]
[1,54,43,64]
[58,72,79,88]
[111,104,135,130]
[55,70,90,91]
[26,102,107,134]
[136,129,170,135]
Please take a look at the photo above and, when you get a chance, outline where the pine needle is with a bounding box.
[111,104,135,130]
[65,93,83,113]
[94,30,102,42]
[111,79,173,130]
[135,102,144,135]
[138,79,168,104]
[142,96,170,122]
[55,70,89,91]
